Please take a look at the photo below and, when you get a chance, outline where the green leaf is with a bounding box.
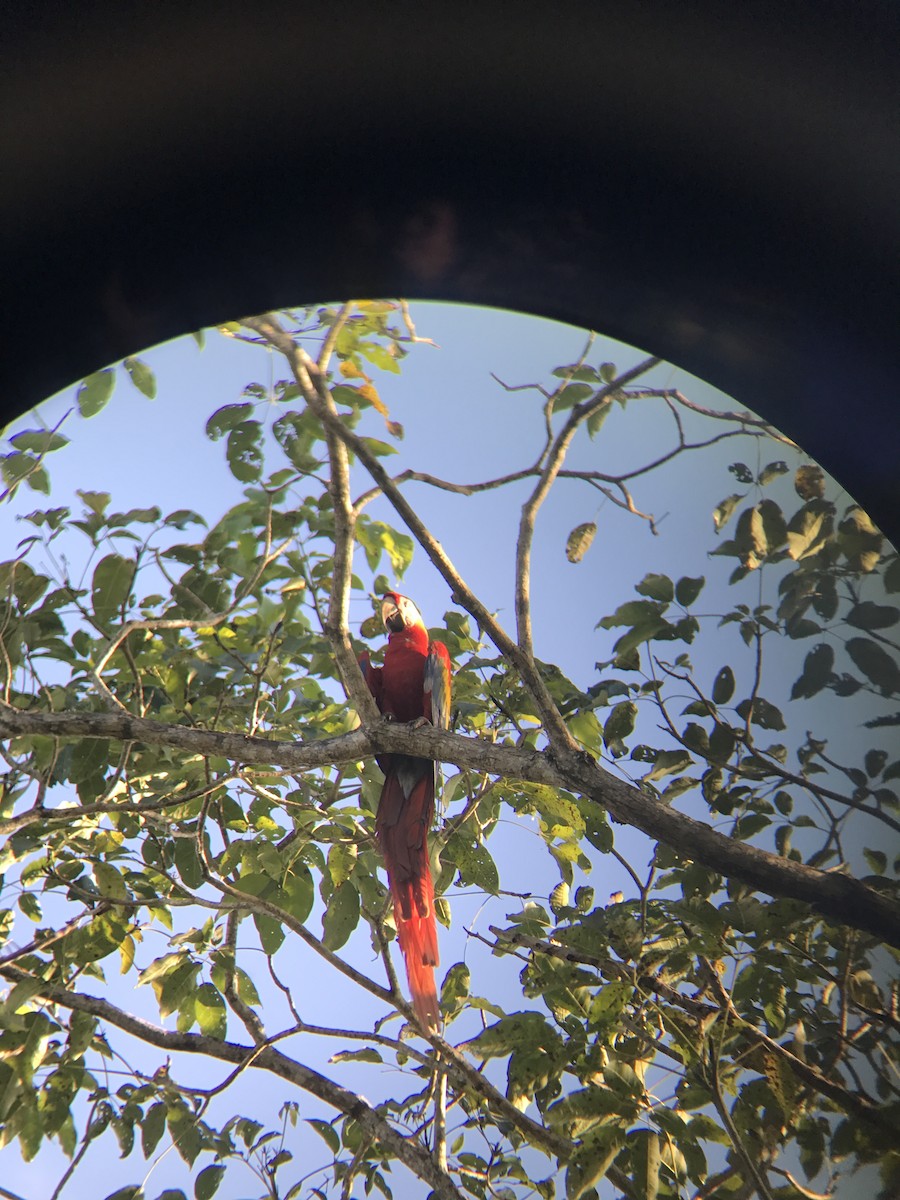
[282,865,314,923]
[306,1118,340,1154]
[206,403,254,441]
[94,861,127,901]
[644,750,693,782]
[735,697,786,730]
[787,506,827,560]
[440,962,470,1021]
[791,643,834,700]
[91,553,133,623]
[846,638,900,694]
[757,497,788,551]
[253,913,285,954]
[138,951,191,989]
[17,891,41,922]
[567,710,604,754]
[846,602,899,631]
[103,1189,142,1200]
[359,437,399,458]
[675,576,705,607]
[587,401,612,438]
[863,849,887,876]
[729,462,754,484]
[552,365,601,382]
[795,463,825,500]
[79,489,111,514]
[141,1100,167,1157]
[322,882,360,950]
[327,843,357,888]
[77,369,116,417]
[330,1047,383,1065]
[554,382,594,411]
[195,1165,226,1200]
[603,701,637,744]
[865,749,887,778]
[631,1128,661,1200]
[450,840,500,894]
[10,429,69,454]
[226,421,264,482]
[712,665,735,705]
[713,493,743,532]
[194,983,227,1039]
[758,460,789,486]
[167,1105,202,1165]
[174,839,204,890]
[613,618,669,657]
[597,599,664,629]
[549,881,570,913]
[838,507,883,572]
[636,573,674,603]
[733,504,768,568]
[470,1011,559,1058]
[884,556,900,593]
[566,1128,626,1200]
[69,737,110,783]
[356,520,414,576]
[123,356,157,399]
[566,522,597,563]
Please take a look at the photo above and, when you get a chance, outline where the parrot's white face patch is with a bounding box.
[382,593,423,632]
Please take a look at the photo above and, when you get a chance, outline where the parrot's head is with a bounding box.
[381,591,423,634]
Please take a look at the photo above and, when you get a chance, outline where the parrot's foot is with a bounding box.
[407,716,432,730]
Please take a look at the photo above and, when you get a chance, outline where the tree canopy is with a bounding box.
[0,303,898,1200]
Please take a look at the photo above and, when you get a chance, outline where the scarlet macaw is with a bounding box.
[359,592,452,1033]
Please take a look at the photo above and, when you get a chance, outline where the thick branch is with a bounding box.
[2,707,898,948]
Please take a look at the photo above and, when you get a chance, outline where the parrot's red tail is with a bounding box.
[393,861,441,1032]
[376,764,441,1033]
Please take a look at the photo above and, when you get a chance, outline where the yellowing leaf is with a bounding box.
[566,522,597,563]
[119,935,136,975]
[339,361,366,380]
[357,382,389,417]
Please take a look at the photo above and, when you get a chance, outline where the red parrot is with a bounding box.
[359,592,452,1033]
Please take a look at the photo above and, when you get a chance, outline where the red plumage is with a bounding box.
[360,592,451,1033]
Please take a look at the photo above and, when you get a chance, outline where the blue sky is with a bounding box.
[2,302,891,1199]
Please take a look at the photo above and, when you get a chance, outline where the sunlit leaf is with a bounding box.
[91,553,133,623]
[566,522,597,563]
[77,369,116,417]
[794,463,825,500]
[123,356,157,398]
[322,883,360,950]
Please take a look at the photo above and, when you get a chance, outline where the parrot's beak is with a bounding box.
[381,597,404,632]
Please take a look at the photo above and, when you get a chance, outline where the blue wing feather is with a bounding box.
[424,640,451,730]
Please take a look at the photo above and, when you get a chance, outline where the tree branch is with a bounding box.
[0,964,463,1200]
[514,356,661,660]
[239,311,379,727]
[495,927,897,1137]
[2,707,898,949]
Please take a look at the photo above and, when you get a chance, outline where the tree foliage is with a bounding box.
[0,304,898,1200]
